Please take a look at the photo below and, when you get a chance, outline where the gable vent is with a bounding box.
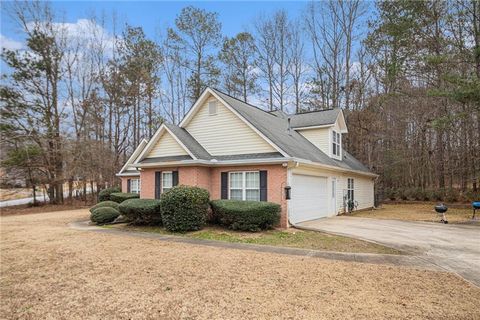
[208,101,217,115]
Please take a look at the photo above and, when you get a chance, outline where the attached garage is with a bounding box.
[289,174,329,224]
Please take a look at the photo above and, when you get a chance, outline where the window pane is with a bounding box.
[246,189,260,201]
[131,179,140,193]
[230,189,243,200]
[333,131,336,143]
[163,172,173,189]
[333,144,337,155]
[230,172,243,188]
[245,172,259,189]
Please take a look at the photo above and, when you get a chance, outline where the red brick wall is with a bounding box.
[209,165,288,228]
[120,177,129,193]
[120,176,140,193]
[137,164,288,228]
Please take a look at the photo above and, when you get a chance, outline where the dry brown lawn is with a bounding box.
[352,203,477,224]
[109,224,402,254]
[0,201,90,217]
[1,209,479,320]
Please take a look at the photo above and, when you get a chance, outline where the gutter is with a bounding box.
[115,173,141,177]
[133,157,294,168]
[290,157,379,178]
[132,156,377,178]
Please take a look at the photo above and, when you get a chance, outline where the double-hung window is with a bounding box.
[347,178,354,201]
[131,179,141,194]
[229,171,260,201]
[332,130,341,157]
[162,172,173,193]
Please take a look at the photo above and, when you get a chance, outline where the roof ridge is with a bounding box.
[293,108,339,115]
[210,87,281,119]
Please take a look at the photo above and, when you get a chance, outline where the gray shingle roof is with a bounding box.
[164,123,212,160]
[139,155,192,164]
[212,152,283,161]
[290,109,340,128]
[211,88,373,174]
[122,169,140,175]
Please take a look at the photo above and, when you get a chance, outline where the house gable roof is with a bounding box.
[291,109,348,133]
[209,88,371,174]
[164,123,212,160]
[134,124,197,164]
[126,87,372,175]
[117,139,148,176]
[180,88,289,157]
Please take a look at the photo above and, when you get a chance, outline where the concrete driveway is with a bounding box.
[298,217,480,287]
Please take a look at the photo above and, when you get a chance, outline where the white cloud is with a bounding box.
[25,19,117,58]
[0,34,24,51]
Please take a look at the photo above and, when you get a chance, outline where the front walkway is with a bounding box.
[297,217,480,287]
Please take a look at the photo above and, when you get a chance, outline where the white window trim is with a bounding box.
[331,129,342,159]
[161,171,173,193]
[131,178,141,194]
[228,171,260,201]
[347,178,354,201]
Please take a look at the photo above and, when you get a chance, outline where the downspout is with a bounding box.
[286,161,301,228]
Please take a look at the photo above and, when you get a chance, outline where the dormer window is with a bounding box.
[208,101,217,115]
[332,130,341,157]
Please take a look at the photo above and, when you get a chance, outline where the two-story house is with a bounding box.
[117,87,377,227]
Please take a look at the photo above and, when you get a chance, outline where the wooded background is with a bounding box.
[1,0,479,203]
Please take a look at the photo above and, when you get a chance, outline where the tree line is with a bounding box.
[1,0,479,204]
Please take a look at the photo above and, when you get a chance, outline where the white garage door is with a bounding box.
[290,174,329,224]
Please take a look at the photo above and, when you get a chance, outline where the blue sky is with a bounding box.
[1,1,309,45]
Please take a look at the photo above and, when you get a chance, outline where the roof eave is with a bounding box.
[292,158,378,177]
[292,124,335,131]
[116,172,141,177]
[135,157,293,168]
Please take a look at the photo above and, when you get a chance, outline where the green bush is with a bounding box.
[161,185,209,232]
[89,201,119,214]
[211,200,281,232]
[432,188,444,201]
[464,189,480,202]
[98,186,121,202]
[384,188,396,201]
[445,188,459,202]
[90,207,120,225]
[118,198,162,225]
[395,188,408,201]
[110,192,139,203]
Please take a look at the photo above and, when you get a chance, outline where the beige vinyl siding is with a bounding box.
[337,174,374,211]
[350,175,375,210]
[146,131,188,158]
[290,165,374,216]
[185,96,276,156]
[298,128,330,155]
[298,120,343,160]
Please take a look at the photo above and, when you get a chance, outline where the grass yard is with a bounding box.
[352,203,478,224]
[0,201,90,216]
[1,209,479,320]
[106,224,402,255]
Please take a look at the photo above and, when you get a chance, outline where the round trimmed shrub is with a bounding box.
[211,200,281,232]
[90,207,120,225]
[110,192,139,203]
[98,186,121,202]
[89,201,119,214]
[161,185,209,232]
[119,198,162,225]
